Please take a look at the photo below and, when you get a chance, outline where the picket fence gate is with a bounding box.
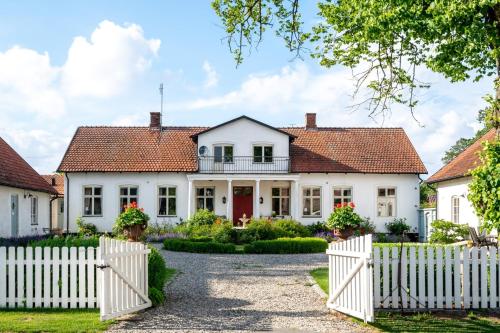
[327,236,500,322]
[0,237,151,321]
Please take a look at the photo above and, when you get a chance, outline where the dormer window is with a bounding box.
[214,145,233,163]
[253,145,273,163]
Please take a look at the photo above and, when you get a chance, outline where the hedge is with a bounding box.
[243,237,328,254]
[163,238,237,254]
[28,236,100,248]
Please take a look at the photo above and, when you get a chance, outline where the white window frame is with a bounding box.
[83,185,103,216]
[119,185,139,212]
[213,144,234,163]
[271,187,290,216]
[451,196,460,224]
[302,186,322,217]
[158,185,177,217]
[253,144,274,163]
[30,196,38,225]
[377,187,397,217]
[333,186,353,206]
[196,187,215,211]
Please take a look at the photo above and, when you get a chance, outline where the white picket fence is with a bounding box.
[0,246,100,308]
[373,245,500,309]
[0,237,152,320]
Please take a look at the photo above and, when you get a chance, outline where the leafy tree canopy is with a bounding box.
[212,0,500,119]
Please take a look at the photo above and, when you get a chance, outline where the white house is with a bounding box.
[427,129,496,230]
[42,174,65,233]
[58,112,427,233]
[0,137,57,237]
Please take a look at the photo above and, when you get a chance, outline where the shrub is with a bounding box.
[163,238,236,254]
[114,202,150,233]
[240,219,278,242]
[429,219,469,244]
[211,221,236,243]
[0,235,50,247]
[144,222,176,240]
[187,209,218,227]
[243,237,328,254]
[145,232,185,243]
[355,218,376,236]
[29,235,99,248]
[76,217,97,236]
[189,236,214,242]
[148,287,164,306]
[306,221,330,235]
[274,219,311,238]
[326,203,363,231]
[385,218,411,236]
[148,246,168,290]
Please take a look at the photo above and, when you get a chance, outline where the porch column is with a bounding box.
[254,180,260,218]
[292,180,300,219]
[187,180,193,219]
[226,179,232,220]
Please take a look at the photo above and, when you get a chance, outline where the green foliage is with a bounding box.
[212,0,500,116]
[356,218,376,236]
[429,219,470,244]
[468,139,500,232]
[163,238,237,254]
[210,221,236,243]
[148,287,164,306]
[114,202,150,233]
[29,236,99,248]
[76,217,98,236]
[148,247,168,291]
[240,219,280,242]
[243,237,328,254]
[188,236,214,242]
[273,219,311,237]
[385,218,411,236]
[420,183,436,208]
[187,209,218,227]
[326,204,363,231]
[306,221,330,234]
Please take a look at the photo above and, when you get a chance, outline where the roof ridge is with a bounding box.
[280,126,404,130]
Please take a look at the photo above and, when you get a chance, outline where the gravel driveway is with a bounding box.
[110,248,366,332]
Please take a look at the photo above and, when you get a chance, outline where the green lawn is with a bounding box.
[309,267,500,332]
[0,309,114,333]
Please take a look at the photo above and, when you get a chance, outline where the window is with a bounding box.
[333,186,352,207]
[60,200,64,214]
[272,187,290,216]
[377,187,396,217]
[451,196,460,224]
[30,196,38,225]
[253,145,273,163]
[119,186,138,212]
[302,186,321,217]
[214,145,233,163]
[83,186,102,216]
[196,187,214,211]
[158,186,176,216]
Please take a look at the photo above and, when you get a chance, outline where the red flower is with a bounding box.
[335,203,342,209]
[349,202,355,208]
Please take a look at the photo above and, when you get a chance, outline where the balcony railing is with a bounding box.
[198,156,290,174]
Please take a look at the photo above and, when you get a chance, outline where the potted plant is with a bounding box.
[115,202,150,241]
[326,202,363,240]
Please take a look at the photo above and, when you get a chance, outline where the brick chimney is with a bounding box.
[149,112,161,130]
[305,113,317,130]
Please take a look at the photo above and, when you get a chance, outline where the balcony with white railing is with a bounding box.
[197,156,290,174]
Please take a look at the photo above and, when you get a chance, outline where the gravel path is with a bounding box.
[110,248,366,332]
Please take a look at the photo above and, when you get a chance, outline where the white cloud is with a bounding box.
[61,20,160,97]
[202,61,218,88]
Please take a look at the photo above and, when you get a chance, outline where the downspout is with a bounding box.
[65,173,70,234]
[49,196,57,232]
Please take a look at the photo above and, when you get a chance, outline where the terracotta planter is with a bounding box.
[124,223,147,242]
[333,227,354,240]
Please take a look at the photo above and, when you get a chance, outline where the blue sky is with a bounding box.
[0,1,493,176]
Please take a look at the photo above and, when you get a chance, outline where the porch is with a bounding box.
[186,174,301,223]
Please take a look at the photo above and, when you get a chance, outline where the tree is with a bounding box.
[420,182,436,208]
[212,0,500,122]
[442,109,494,163]
[468,140,500,232]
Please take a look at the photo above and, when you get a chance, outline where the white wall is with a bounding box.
[197,117,290,157]
[436,177,480,229]
[50,197,64,230]
[0,185,51,237]
[66,172,419,233]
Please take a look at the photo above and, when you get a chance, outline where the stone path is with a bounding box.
[110,249,366,332]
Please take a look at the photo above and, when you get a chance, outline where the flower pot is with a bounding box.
[334,227,354,240]
[124,223,147,242]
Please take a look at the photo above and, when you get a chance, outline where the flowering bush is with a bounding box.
[326,202,363,231]
[115,202,150,232]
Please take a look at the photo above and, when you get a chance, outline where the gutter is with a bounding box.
[65,173,70,234]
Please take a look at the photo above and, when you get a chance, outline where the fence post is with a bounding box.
[99,237,111,320]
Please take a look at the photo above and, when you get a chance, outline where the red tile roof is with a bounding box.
[58,124,426,174]
[284,127,426,174]
[0,137,58,194]
[427,129,497,184]
[42,174,64,195]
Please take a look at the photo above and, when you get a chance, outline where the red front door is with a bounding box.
[233,186,253,224]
